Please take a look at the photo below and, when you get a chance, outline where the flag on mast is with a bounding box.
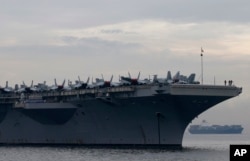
[201,47,204,56]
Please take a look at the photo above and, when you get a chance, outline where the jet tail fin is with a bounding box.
[167,71,172,80]
[128,72,131,78]
[86,77,90,84]
[153,75,158,83]
[54,79,57,86]
[62,79,66,87]
[188,73,196,83]
[22,81,26,86]
[137,72,140,80]
[173,71,180,80]
[110,75,113,83]
[31,80,34,87]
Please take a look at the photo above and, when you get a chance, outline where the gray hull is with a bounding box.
[0,84,242,148]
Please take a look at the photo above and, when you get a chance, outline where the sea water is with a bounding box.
[0,133,249,161]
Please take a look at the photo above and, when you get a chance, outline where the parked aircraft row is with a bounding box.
[0,71,199,93]
[153,71,198,84]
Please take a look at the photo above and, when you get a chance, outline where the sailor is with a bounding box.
[229,80,233,86]
[224,80,227,86]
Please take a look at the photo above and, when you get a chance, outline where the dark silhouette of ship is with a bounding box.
[188,120,244,134]
[0,71,242,148]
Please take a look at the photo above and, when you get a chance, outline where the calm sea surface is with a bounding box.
[0,133,249,161]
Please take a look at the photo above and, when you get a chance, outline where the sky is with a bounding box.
[0,0,250,133]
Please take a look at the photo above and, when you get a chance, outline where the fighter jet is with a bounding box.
[94,75,114,88]
[153,71,173,84]
[0,81,14,93]
[49,79,66,91]
[120,72,148,85]
[176,73,199,84]
[72,76,90,89]
[17,80,39,93]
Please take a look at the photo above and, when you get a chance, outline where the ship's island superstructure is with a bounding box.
[0,72,242,148]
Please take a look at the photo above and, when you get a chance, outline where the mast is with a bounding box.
[201,47,204,84]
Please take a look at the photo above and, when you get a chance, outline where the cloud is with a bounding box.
[55,20,250,57]
[2,0,250,50]
[2,0,250,30]
[100,29,124,34]
[1,20,250,79]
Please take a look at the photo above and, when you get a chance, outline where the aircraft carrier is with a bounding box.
[0,72,242,148]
